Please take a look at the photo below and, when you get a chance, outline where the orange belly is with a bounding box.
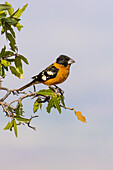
[43,63,70,86]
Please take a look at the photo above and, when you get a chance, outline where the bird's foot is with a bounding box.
[49,85,64,96]
[33,85,36,92]
[54,85,64,95]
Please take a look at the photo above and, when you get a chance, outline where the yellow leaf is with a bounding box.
[74,110,86,123]
[20,74,24,79]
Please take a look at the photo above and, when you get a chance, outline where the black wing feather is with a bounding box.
[32,64,59,82]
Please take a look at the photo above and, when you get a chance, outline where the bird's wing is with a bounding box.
[32,64,59,82]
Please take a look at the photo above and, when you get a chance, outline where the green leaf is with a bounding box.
[53,95,61,114]
[5,2,14,16]
[1,27,5,34]
[2,17,19,25]
[10,8,19,17]
[3,65,8,71]
[59,95,65,107]
[0,65,5,77]
[0,4,11,11]
[10,44,18,52]
[16,22,23,31]
[9,120,15,131]
[33,98,42,113]
[4,119,15,131]
[4,51,14,57]
[10,66,21,78]
[1,59,11,67]
[13,119,17,137]
[6,32,16,51]
[0,11,6,19]
[6,24,15,38]
[46,97,54,113]
[18,55,29,64]
[13,4,28,19]
[38,89,54,96]
[8,107,13,114]
[1,21,7,34]
[15,116,30,123]
[15,103,23,116]
[15,106,19,115]
[39,101,42,109]
[33,100,39,113]
[4,122,12,130]
[15,56,23,74]
[0,64,1,75]
[0,45,6,58]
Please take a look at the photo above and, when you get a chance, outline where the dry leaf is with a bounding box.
[74,110,86,123]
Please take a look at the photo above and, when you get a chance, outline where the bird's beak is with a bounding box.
[68,58,75,65]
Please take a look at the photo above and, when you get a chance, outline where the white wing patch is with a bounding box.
[47,71,54,75]
[42,75,47,81]
[35,76,38,78]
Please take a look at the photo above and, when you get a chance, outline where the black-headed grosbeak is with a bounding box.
[18,55,75,91]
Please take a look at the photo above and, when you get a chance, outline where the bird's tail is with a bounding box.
[18,80,39,91]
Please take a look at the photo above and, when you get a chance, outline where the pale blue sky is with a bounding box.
[0,0,113,170]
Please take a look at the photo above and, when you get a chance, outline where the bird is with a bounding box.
[18,55,75,91]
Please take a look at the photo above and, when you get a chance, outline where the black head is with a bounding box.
[56,55,75,67]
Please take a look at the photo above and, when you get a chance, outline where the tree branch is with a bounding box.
[27,115,39,130]
[0,102,13,117]
[0,87,11,101]
[0,86,49,118]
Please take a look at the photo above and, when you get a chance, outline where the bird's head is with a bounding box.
[56,55,75,67]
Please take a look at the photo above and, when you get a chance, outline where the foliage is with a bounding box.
[0,2,28,79]
[0,2,86,137]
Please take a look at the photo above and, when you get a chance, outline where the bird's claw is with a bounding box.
[49,85,64,96]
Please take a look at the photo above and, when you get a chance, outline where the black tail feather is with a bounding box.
[18,80,39,91]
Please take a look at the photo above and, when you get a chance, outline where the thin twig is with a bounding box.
[0,102,13,116]
[3,101,16,110]
[2,54,15,59]
[27,115,39,130]
[17,91,38,103]
[15,92,50,109]
[60,105,75,111]
[9,100,19,106]
[0,87,11,101]
[63,106,74,111]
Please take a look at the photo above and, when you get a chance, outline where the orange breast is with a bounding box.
[43,62,70,86]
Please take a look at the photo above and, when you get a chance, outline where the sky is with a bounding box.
[0,0,113,170]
